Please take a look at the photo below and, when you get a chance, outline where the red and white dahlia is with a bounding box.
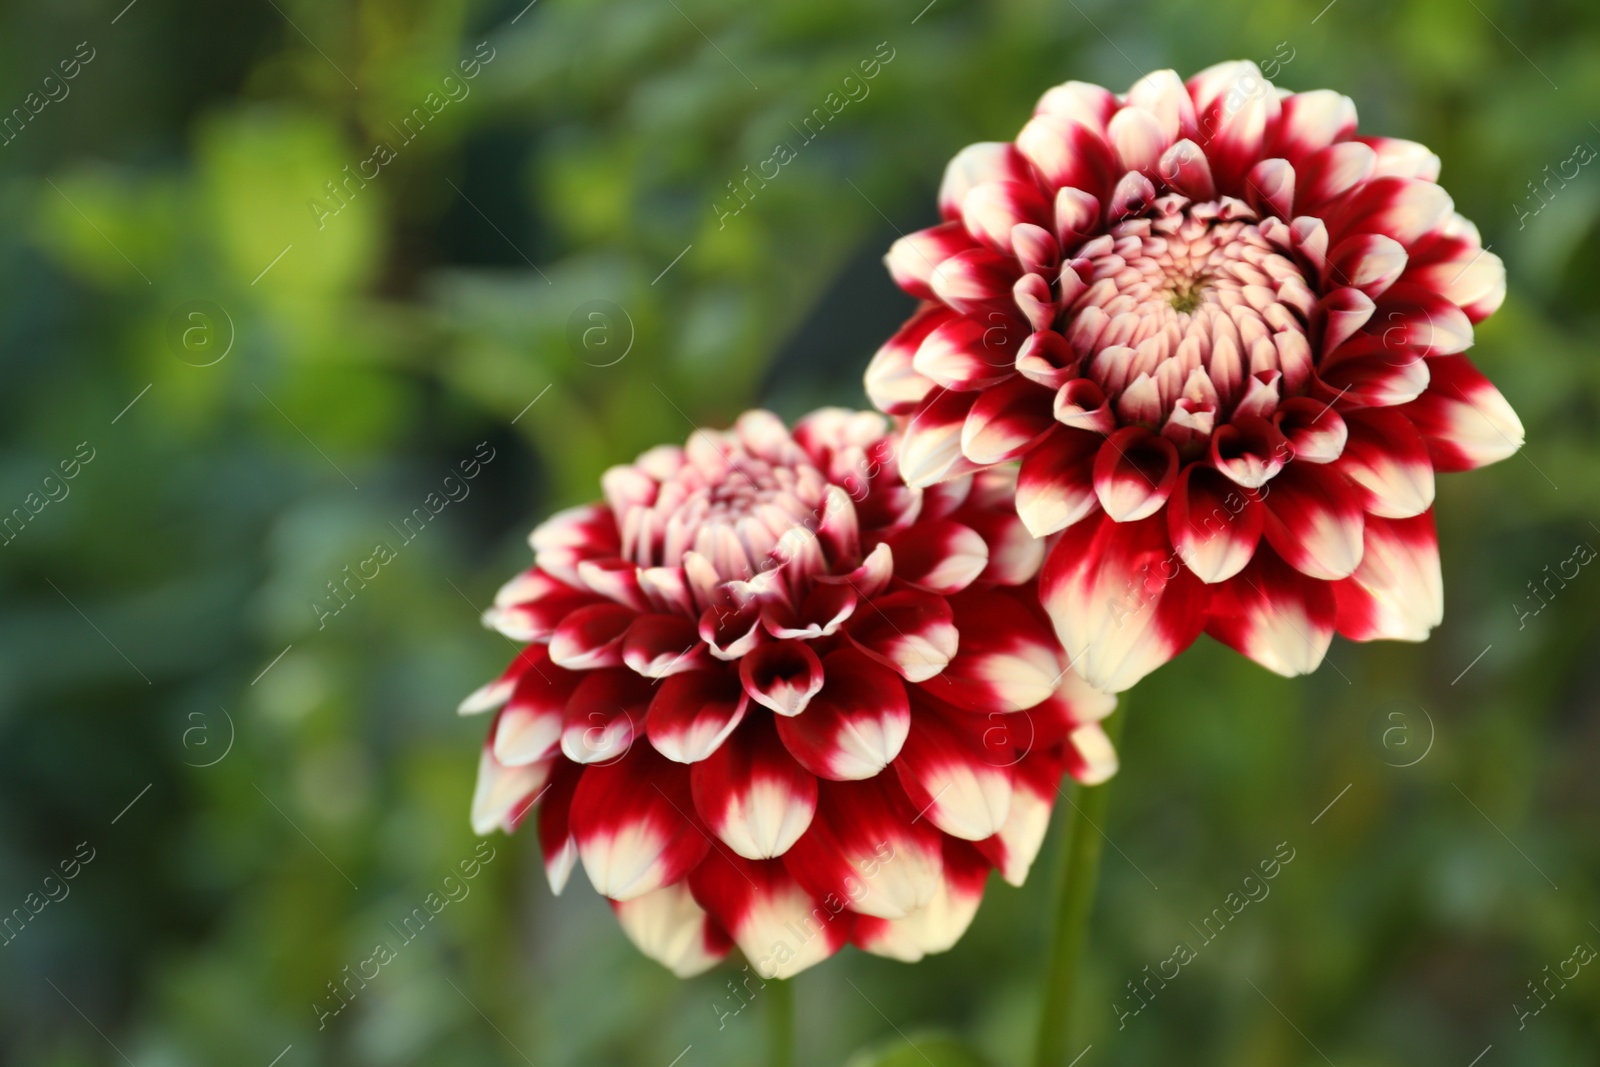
[867,61,1523,692]
[459,409,1115,978]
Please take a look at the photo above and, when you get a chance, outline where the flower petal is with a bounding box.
[612,881,731,977]
[1093,426,1180,522]
[1168,464,1264,584]
[530,503,621,586]
[1203,549,1337,677]
[688,851,853,979]
[900,390,981,488]
[459,644,554,716]
[470,746,551,836]
[844,589,959,683]
[851,839,991,962]
[571,745,710,901]
[1396,354,1524,472]
[785,777,944,920]
[913,309,1019,390]
[646,669,748,763]
[962,180,1052,255]
[938,142,1034,220]
[1016,427,1102,537]
[885,222,979,300]
[622,613,711,678]
[1334,511,1443,642]
[549,602,636,670]
[691,713,818,860]
[974,749,1063,886]
[739,640,825,717]
[1261,462,1366,580]
[886,519,990,595]
[774,648,910,780]
[1040,511,1207,692]
[561,668,651,765]
[938,587,1065,714]
[961,377,1057,465]
[536,759,583,893]
[492,664,580,766]
[866,307,949,415]
[895,691,1013,840]
[1016,113,1117,200]
[1337,408,1435,518]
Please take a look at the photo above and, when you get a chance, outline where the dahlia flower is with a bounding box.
[867,61,1523,692]
[458,409,1115,978]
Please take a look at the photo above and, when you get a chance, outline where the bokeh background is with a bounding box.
[2,0,1598,1064]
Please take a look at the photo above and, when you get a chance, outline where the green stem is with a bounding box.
[1032,701,1128,1067]
[767,977,793,1067]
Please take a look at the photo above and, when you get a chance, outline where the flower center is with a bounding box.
[619,434,830,581]
[1062,194,1316,443]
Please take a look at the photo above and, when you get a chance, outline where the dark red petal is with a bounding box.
[459,643,557,715]
[761,582,857,641]
[646,669,749,763]
[1325,175,1454,249]
[484,571,605,643]
[1337,408,1435,518]
[738,640,825,717]
[530,503,623,587]
[1016,114,1117,201]
[913,312,1020,390]
[961,376,1057,465]
[470,747,552,836]
[950,496,1046,586]
[1333,511,1443,642]
[885,222,980,300]
[549,602,636,670]
[1168,464,1263,584]
[1040,510,1207,692]
[1393,354,1523,472]
[865,306,950,416]
[622,613,711,678]
[1268,89,1357,165]
[575,557,653,612]
[851,838,991,961]
[561,668,652,765]
[844,589,959,683]
[492,661,582,766]
[691,713,818,860]
[1016,427,1102,537]
[570,744,710,901]
[1272,397,1348,464]
[899,390,983,488]
[960,180,1053,255]
[973,746,1064,886]
[774,648,910,780]
[698,601,765,660]
[939,141,1037,221]
[894,691,1013,841]
[611,881,731,977]
[1261,462,1366,581]
[937,587,1064,714]
[886,519,990,595]
[784,777,944,920]
[1209,415,1290,489]
[1203,549,1337,677]
[687,850,853,979]
[1294,141,1376,216]
[1093,426,1180,522]
[537,759,584,893]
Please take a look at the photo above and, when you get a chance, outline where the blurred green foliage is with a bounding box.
[1,0,1598,1064]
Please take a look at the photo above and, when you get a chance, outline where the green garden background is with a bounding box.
[2,0,1598,1063]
